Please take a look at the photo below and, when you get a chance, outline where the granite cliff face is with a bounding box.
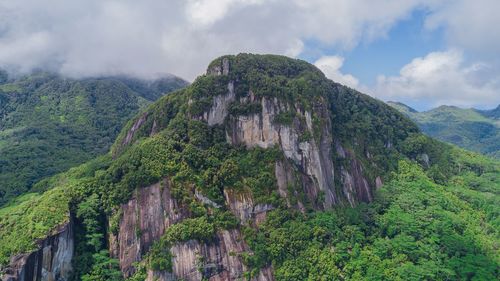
[202,58,373,208]
[110,179,273,280]
[1,223,73,281]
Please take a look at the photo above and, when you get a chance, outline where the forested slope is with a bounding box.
[388,102,500,159]
[0,71,187,204]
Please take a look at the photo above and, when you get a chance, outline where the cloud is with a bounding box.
[425,0,500,56]
[314,56,358,88]
[1,0,499,112]
[0,0,426,80]
[372,50,500,108]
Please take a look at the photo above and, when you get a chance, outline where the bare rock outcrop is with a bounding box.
[154,228,273,281]
[110,179,189,277]
[1,222,74,281]
[111,179,273,280]
[199,72,374,208]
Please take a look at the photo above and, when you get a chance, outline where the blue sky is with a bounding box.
[340,10,445,86]
[0,0,499,110]
[300,8,454,111]
[301,9,445,86]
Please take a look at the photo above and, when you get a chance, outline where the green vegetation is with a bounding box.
[81,250,122,281]
[228,101,262,116]
[0,54,498,280]
[164,217,216,243]
[244,159,499,280]
[0,187,70,266]
[388,102,500,159]
[145,210,238,273]
[273,111,296,125]
[0,71,187,204]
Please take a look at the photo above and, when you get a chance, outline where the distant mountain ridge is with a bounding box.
[388,101,500,158]
[478,104,500,119]
[0,71,188,204]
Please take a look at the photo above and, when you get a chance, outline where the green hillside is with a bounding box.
[1,55,498,281]
[0,71,187,204]
[388,102,500,159]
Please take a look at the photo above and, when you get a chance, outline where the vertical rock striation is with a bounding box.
[112,179,273,280]
[202,59,375,208]
[110,179,189,277]
[1,222,74,281]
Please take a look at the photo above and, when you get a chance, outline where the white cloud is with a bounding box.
[425,0,500,56]
[0,0,427,80]
[185,0,264,27]
[314,56,359,88]
[372,50,500,108]
[0,0,499,113]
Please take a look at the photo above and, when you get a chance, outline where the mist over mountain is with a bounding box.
[1,0,500,279]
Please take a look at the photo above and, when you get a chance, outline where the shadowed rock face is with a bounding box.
[169,229,248,281]
[111,178,274,281]
[1,223,74,281]
[109,179,189,277]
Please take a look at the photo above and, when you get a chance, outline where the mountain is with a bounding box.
[388,102,500,159]
[478,104,500,119]
[0,71,188,204]
[1,54,498,281]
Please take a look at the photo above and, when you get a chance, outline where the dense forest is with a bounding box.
[0,71,187,204]
[388,102,500,159]
[0,55,498,281]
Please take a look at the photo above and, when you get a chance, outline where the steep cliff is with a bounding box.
[110,180,273,280]
[2,222,73,281]
[115,55,417,208]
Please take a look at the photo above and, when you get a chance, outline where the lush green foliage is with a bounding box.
[244,160,499,280]
[80,250,122,281]
[0,188,70,265]
[1,54,498,281]
[0,71,187,204]
[389,102,500,159]
[0,154,113,269]
[164,217,216,243]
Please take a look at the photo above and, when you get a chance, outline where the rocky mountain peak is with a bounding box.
[2,54,423,281]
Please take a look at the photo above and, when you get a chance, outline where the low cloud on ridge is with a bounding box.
[0,0,499,108]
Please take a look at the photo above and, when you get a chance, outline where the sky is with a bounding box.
[0,0,499,110]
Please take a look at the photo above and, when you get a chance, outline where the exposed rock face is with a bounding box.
[112,179,273,280]
[147,229,272,281]
[111,179,189,277]
[223,189,273,226]
[201,64,374,208]
[145,270,175,281]
[169,229,248,281]
[1,223,74,281]
[208,92,339,208]
[202,81,236,126]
